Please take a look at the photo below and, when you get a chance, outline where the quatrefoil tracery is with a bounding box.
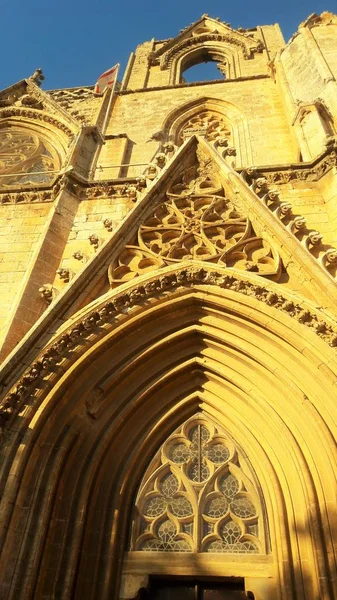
[130,416,263,554]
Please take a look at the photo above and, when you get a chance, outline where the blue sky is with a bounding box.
[1,0,336,90]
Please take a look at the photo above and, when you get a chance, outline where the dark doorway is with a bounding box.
[145,578,254,599]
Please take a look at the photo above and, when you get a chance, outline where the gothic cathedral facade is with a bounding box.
[0,12,337,600]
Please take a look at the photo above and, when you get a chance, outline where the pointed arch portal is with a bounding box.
[0,264,337,599]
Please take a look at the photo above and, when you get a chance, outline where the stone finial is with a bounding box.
[28,68,45,87]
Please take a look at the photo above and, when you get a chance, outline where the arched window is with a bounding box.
[182,60,225,84]
[177,48,231,85]
[0,124,61,187]
[129,414,267,555]
[176,110,232,145]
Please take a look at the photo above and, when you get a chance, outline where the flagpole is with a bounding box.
[100,63,120,137]
[89,64,120,179]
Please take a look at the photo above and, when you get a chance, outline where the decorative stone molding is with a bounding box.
[0,189,54,204]
[117,74,270,95]
[241,169,337,280]
[0,106,75,137]
[153,32,260,70]
[2,264,337,433]
[0,144,335,204]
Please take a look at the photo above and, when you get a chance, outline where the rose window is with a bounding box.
[0,126,60,186]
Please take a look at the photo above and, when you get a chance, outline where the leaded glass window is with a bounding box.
[0,126,61,186]
[129,414,265,554]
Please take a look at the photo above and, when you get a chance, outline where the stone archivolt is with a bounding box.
[3,263,337,433]
[131,414,263,554]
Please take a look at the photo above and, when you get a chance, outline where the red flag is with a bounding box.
[94,63,120,94]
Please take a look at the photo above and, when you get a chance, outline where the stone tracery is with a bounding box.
[0,126,60,186]
[130,415,263,554]
[108,167,281,287]
[177,111,232,145]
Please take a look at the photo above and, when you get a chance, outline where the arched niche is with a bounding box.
[0,117,68,187]
[1,266,337,599]
[162,98,253,167]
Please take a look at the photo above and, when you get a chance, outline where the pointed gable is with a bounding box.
[148,15,263,70]
[42,136,337,324]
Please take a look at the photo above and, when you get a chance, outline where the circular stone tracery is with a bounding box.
[131,416,261,554]
[0,126,60,186]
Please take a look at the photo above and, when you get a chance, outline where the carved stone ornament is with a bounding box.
[56,268,71,283]
[2,264,337,433]
[130,414,263,554]
[0,127,60,187]
[241,169,337,280]
[108,166,281,287]
[38,284,57,305]
[0,107,74,138]
[178,111,231,145]
[89,234,100,249]
[158,32,259,69]
[0,189,53,204]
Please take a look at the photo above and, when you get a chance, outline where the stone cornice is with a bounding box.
[255,142,337,184]
[0,142,336,205]
[119,74,269,95]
